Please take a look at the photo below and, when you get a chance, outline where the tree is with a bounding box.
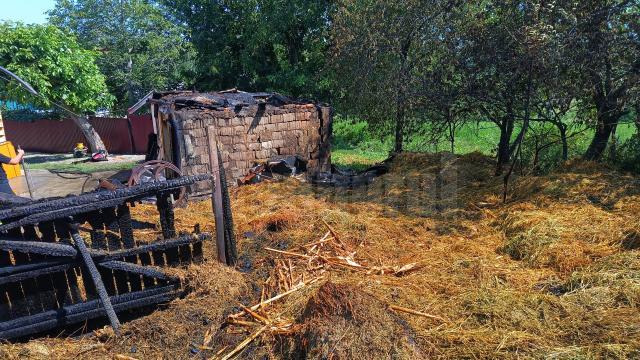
[419,11,473,155]
[49,0,196,113]
[161,0,332,99]
[0,22,114,152]
[331,0,457,153]
[564,0,640,160]
[449,2,525,173]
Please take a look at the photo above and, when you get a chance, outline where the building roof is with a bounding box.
[150,89,311,110]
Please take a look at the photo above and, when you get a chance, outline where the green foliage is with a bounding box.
[329,0,639,164]
[0,22,113,113]
[330,116,640,173]
[160,0,332,99]
[616,134,640,174]
[332,115,370,148]
[49,0,196,113]
[0,109,62,122]
[330,0,455,151]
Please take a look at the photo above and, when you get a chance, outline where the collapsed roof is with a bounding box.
[151,89,312,111]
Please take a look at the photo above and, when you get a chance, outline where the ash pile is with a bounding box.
[239,154,390,188]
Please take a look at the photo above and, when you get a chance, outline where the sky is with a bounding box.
[0,0,56,24]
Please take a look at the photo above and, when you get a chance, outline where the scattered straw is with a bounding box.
[2,153,639,359]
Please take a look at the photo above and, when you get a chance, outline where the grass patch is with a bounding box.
[331,149,388,170]
[29,160,138,174]
[331,114,638,174]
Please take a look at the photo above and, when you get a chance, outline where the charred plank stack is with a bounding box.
[0,174,211,340]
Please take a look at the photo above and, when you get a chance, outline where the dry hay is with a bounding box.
[497,203,620,272]
[1,152,640,359]
[294,282,423,359]
[0,258,247,360]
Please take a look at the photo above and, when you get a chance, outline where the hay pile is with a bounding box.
[2,152,640,359]
[295,282,423,359]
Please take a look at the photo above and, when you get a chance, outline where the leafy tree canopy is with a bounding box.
[0,22,114,113]
[162,0,333,99]
[49,0,196,113]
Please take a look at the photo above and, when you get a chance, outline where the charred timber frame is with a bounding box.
[0,175,217,340]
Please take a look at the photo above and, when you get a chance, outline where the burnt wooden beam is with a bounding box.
[0,177,212,340]
[0,259,71,277]
[89,233,210,262]
[207,126,227,264]
[54,220,83,304]
[156,192,177,240]
[0,174,211,224]
[0,240,77,257]
[217,147,237,265]
[69,224,121,334]
[0,285,178,340]
[0,235,210,288]
[99,261,177,281]
[102,207,130,295]
[0,263,76,286]
[39,221,73,310]
[0,284,176,332]
[7,227,41,317]
[116,204,142,291]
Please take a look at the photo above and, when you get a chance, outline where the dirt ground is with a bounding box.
[1,152,639,359]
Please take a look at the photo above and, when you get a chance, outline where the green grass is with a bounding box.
[331,149,388,171]
[29,160,138,174]
[331,115,638,170]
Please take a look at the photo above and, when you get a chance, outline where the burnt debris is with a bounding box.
[0,174,224,340]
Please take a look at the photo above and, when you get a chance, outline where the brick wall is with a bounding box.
[172,103,332,192]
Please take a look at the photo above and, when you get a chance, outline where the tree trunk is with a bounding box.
[394,35,411,154]
[447,110,455,153]
[557,122,568,161]
[532,137,540,170]
[609,123,618,161]
[635,103,640,133]
[495,116,514,175]
[71,115,107,154]
[394,109,404,153]
[449,124,455,153]
[584,112,617,160]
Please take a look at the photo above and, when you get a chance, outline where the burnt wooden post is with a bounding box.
[68,223,121,334]
[207,125,228,264]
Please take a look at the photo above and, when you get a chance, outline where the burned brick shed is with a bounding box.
[147,90,332,193]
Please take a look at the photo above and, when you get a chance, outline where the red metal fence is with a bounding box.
[3,115,153,154]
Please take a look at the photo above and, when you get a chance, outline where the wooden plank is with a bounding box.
[69,226,121,334]
[38,221,69,308]
[117,205,142,291]
[103,207,130,294]
[8,227,41,317]
[22,225,58,312]
[207,125,227,264]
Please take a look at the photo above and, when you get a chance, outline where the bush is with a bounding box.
[616,133,640,173]
[332,115,371,148]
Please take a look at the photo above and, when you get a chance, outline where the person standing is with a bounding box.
[0,148,25,194]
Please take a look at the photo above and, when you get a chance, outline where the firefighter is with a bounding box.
[0,148,25,194]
